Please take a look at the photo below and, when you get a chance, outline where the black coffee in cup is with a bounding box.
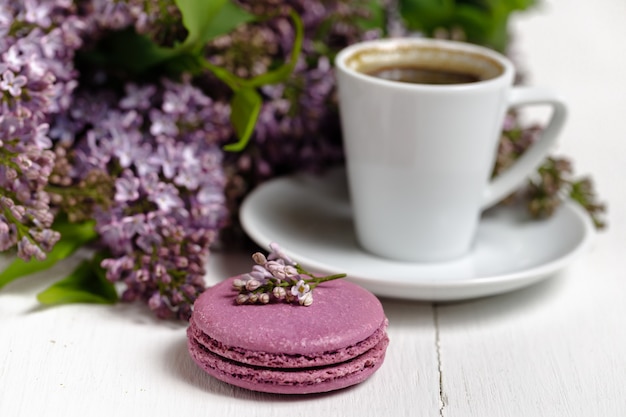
[346,45,503,86]
[366,66,481,85]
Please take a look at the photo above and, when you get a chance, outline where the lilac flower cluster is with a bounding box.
[0,0,85,259]
[212,0,383,236]
[233,243,346,307]
[0,1,229,319]
[494,113,606,228]
[238,0,381,177]
[51,76,232,319]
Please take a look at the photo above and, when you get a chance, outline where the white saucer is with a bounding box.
[240,169,594,301]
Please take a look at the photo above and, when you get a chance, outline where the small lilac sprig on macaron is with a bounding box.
[233,242,346,306]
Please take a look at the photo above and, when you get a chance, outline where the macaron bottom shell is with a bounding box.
[187,329,390,395]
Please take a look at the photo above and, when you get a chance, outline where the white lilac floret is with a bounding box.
[299,291,313,307]
[233,242,346,306]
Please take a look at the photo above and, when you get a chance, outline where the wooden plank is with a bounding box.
[436,0,626,415]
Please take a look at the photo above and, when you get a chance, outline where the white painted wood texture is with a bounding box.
[0,251,440,417]
[1,1,625,416]
[437,1,626,415]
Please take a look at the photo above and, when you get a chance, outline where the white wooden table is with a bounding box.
[2,1,625,415]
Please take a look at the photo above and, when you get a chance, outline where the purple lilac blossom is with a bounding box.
[0,0,84,260]
[53,76,231,320]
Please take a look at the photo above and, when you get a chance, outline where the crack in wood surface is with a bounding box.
[434,303,446,417]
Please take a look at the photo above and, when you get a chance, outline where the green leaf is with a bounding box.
[399,0,455,32]
[356,0,388,31]
[36,254,118,305]
[398,0,537,51]
[0,219,97,290]
[196,1,256,44]
[224,88,262,152]
[175,0,227,46]
[176,0,254,50]
[455,5,496,46]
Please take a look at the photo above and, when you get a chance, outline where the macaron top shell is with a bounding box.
[191,276,385,356]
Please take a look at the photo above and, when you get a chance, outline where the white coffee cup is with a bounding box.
[335,38,567,262]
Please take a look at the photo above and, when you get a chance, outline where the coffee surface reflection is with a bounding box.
[365,66,481,85]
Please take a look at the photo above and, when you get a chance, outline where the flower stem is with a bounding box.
[295,264,346,289]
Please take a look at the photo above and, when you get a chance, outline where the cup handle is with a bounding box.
[482,86,567,209]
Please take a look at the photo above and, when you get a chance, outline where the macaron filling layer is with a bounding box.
[188,317,388,368]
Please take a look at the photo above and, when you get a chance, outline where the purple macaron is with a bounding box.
[187,276,389,394]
